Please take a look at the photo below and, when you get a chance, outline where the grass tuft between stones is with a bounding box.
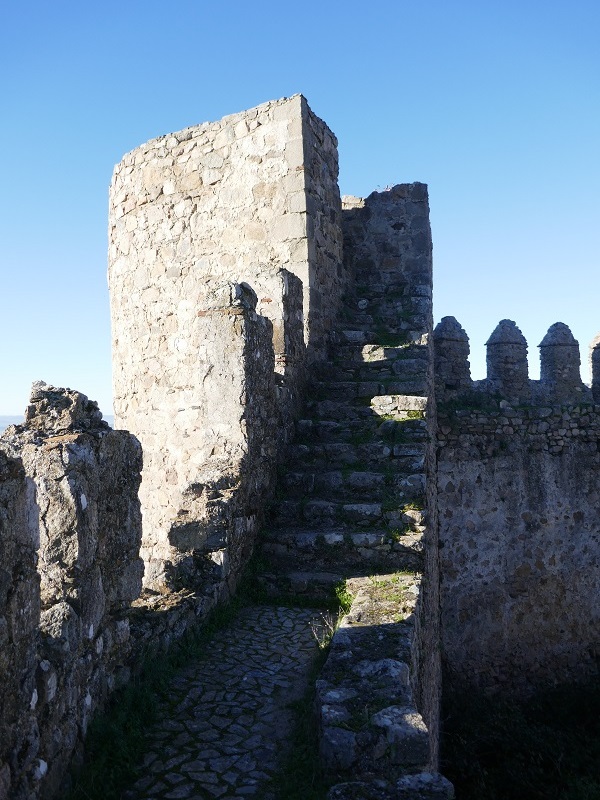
[270,646,332,800]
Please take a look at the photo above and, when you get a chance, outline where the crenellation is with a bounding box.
[485,319,529,401]
[538,321,588,402]
[432,316,472,401]
[589,332,600,402]
[434,319,598,408]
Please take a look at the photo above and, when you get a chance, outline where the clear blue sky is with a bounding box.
[1,0,598,414]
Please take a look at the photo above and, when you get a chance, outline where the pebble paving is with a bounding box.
[123,605,326,800]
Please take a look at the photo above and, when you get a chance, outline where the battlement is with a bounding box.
[434,316,600,406]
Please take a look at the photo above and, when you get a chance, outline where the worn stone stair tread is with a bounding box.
[258,569,346,585]
[260,526,424,553]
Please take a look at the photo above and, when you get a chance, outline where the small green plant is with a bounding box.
[335,581,353,614]
[388,526,410,542]
[405,409,425,419]
[368,574,406,604]
[310,612,338,650]
[402,500,424,512]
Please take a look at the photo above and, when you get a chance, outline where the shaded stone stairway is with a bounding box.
[257,352,428,600]
[252,247,452,796]
[257,246,430,601]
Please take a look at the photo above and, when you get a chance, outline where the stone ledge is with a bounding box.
[317,573,434,784]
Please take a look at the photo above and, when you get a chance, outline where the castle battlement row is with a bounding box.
[435,316,600,404]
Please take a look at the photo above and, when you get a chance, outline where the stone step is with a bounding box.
[286,440,427,471]
[268,483,426,528]
[294,418,428,448]
[254,569,347,603]
[328,342,429,365]
[310,359,429,384]
[307,377,428,401]
[303,398,429,429]
[258,527,424,574]
[280,469,428,504]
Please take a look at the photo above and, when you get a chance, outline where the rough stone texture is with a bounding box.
[328,773,454,800]
[122,605,324,800]
[109,95,344,590]
[436,321,600,690]
[589,332,600,402]
[0,448,40,800]
[485,319,529,401]
[432,316,471,401]
[0,384,143,799]
[538,322,586,402]
[317,574,430,783]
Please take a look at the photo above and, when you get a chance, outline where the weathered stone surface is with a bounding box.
[433,316,471,400]
[0,383,143,799]
[589,332,600,402]
[539,322,586,401]
[0,447,40,800]
[327,772,455,799]
[109,95,344,591]
[317,574,432,782]
[437,389,600,690]
[485,319,529,401]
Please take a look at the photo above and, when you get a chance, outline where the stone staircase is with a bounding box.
[257,263,429,601]
[254,267,453,797]
[257,378,427,600]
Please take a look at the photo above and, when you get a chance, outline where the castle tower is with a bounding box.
[108,96,345,587]
[539,322,585,402]
[485,319,529,401]
[591,333,600,403]
[433,316,471,400]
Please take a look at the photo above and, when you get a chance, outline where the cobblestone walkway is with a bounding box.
[123,605,325,800]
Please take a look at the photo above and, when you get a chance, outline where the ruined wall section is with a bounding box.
[301,98,344,361]
[435,321,600,691]
[0,449,39,800]
[162,283,279,594]
[0,385,143,800]
[108,95,342,588]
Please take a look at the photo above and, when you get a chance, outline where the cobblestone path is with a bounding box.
[123,605,325,800]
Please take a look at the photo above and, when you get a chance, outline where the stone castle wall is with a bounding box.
[0,385,143,800]
[435,319,600,691]
[108,95,343,588]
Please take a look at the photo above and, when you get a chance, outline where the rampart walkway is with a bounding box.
[123,605,324,799]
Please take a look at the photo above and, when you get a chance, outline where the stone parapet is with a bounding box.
[437,400,600,691]
[0,384,143,800]
[434,319,597,406]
